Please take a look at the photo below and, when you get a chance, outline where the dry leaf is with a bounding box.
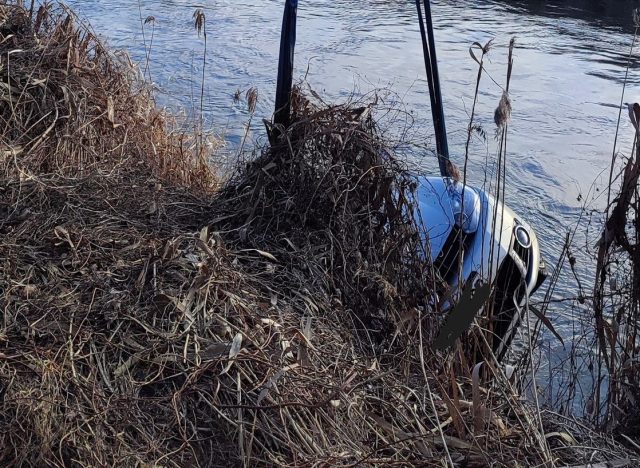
[221,333,242,375]
[107,95,115,124]
[255,249,277,262]
[199,225,208,243]
[544,431,578,445]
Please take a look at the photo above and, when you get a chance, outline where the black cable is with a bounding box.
[274,0,298,131]
[415,0,449,175]
[422,0,449,158]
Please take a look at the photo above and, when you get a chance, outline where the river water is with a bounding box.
[68,0,639,406]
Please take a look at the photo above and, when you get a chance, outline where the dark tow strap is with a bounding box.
[273,0,298,134]
[272,0,448,168]
[415,0,450,176]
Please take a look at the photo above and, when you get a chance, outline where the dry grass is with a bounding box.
[0,2,217,189]
[589,104,640,434]
[1,3,638,466]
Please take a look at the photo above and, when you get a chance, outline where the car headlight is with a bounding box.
[449,181,481,234]
[514,225,531,249]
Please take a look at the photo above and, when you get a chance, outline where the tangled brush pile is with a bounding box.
[212,86,436,348]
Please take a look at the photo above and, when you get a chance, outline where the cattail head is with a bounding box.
[246,87,258,114]
[193,9,205,37]
[494,91,512,129]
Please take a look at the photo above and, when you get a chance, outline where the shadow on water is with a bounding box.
[496,0,640,32]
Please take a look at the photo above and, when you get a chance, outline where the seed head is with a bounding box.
[494,91,512,129]
[193,9,206,37]
[246,87,258,114]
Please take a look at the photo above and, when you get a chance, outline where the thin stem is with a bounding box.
[144,21,154,83]
[201,25,207,132]
[238,114,253,159]
[457,43,487,289]
[137,0,147,57]
[606,27,638,212]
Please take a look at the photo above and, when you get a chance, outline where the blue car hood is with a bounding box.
[415,177,456,261]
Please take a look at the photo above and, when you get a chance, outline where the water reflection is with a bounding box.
[498,0,640,32]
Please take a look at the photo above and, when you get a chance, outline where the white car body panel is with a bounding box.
[416,176,545,359]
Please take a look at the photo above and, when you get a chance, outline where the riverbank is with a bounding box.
[0,3,637,466]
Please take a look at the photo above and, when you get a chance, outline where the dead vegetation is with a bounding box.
[588,102,640,435]
[0,2,639,466]
[0,1,216,188]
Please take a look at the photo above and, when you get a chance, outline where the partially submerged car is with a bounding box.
[416,176,546,360]
[272,0,547,360]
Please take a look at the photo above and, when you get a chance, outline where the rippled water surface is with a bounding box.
[68,0,639,360]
